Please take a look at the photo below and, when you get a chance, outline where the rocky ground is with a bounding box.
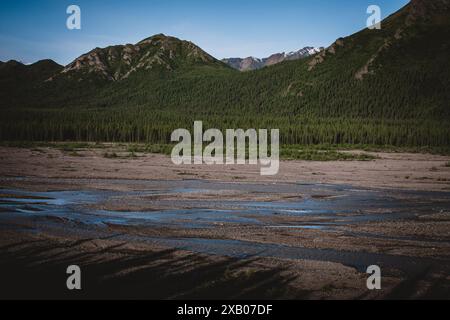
[0,146,449,299]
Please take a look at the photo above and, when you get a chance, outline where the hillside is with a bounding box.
[54,34,230,82]
[0,59,63,85]
[0,59,63,106]
[1,0,449,147]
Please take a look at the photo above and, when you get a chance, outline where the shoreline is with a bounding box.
[1,146,450,192]
[1,145,450,299]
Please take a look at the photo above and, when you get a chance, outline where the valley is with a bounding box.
[1,0,449,301]
[0,145,450,299]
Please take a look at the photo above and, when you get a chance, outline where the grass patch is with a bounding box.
[103,152,118,159]
[68,151,84,157]
[127,144,174,155]
[0,141,106,152]
[280,146,376,161]
[279,144,450,156]
[127,143,376,161]
[2,141,449,160]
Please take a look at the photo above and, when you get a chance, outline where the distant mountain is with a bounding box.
[0,59,63,106]
[221,57,263,72]
[53,34,230,82]
[0,59,62,83]
[222,47,321,71]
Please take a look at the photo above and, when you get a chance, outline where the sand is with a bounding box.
[0,146,449,192]
[0,145,449,299]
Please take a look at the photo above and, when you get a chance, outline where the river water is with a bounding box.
[1,178,450,275]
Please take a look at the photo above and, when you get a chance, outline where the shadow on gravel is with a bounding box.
[1,238,449,300]
[0,239,307,300]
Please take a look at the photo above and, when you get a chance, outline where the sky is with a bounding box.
[0,0,410,65]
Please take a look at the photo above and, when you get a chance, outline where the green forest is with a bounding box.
[0,2,449,149]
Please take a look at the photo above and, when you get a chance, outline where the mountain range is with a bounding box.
[0,0,449,147]
[0,43,321,78]
[222,47,322,71]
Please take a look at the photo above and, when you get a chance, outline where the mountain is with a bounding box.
[0,59,63,107]
[52,34,230,82]
[222,47,321,71]
[0,59,62,77]
[0,59,63,88]
[1,0,449,147]
[221,57,263,71]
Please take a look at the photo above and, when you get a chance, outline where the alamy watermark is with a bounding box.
[66,265,82,290]
[171,121,280,176]
[366,265,382,290]
[367,5,381,30]
[66,5,81,30]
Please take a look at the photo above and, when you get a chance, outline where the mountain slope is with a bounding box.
[222,57,263,71]
[53,34,230,82]
[0,59,63,107]
[1,0,449,147]
[0,59,62,83]
[223,47,321,71]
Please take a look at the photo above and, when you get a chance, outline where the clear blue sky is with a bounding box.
[0,0,409,65]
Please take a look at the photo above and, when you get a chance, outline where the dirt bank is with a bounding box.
[0,146,449,192]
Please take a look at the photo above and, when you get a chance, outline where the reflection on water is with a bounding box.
[1,179,450,230]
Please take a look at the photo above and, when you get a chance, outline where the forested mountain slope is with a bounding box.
[1,0,449,146]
